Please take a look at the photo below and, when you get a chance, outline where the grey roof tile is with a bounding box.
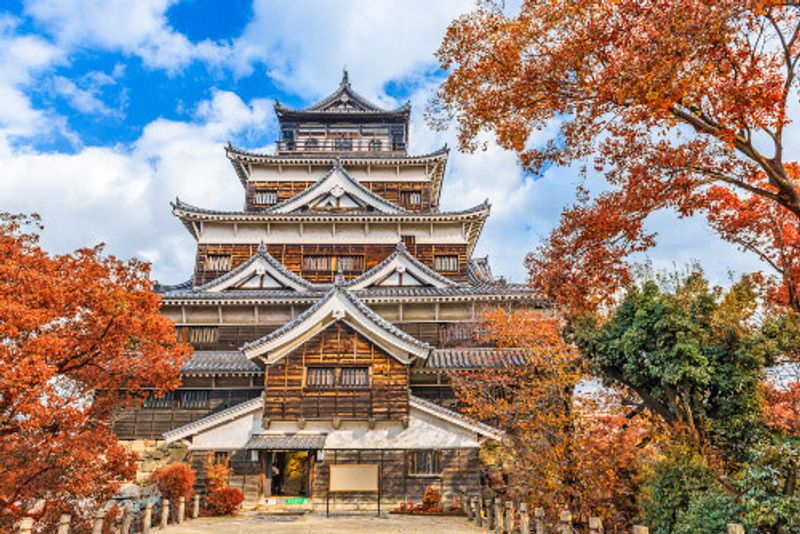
[180,351,262,374]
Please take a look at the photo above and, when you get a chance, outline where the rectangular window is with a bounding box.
[339,367,369,388]
[205,254,231,271]
[255,190,278,205]
[306,367,336,389]
[334,137,353,151]
[143,391,175,409]
[213,451,230,465]
[400,190,422,206]
[180,390,211,409]
[188,327,218,345]
[434,255,459,273]
[302,255,364,273]
[408,450,442,476]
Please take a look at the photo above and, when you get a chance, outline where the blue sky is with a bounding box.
[0,0,766,285]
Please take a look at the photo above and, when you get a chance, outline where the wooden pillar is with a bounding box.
[632,527,649,534]
[143,503,153,534]
[192,494,200,519]
[91,510,104,534]
[519,503,530,534]
[161,499,170,529]
[57,514,71,534]
[727,526,745,534]
[534,507,546,534]
[464,493,473,521]
[121,505,132,534]
[504,500,514,533]
[472,498,482,527]
[265,452,274,498]
[486,498,495,529]
[589,517,604,534]
[495,498,504,532]
[17,518,33,534]
[559,510,573,534]
[178,496,186,523]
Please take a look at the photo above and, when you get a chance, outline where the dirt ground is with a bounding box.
[165,512,484,533]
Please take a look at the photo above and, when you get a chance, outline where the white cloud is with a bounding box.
[0,90,275,283]
[24,0,231,71]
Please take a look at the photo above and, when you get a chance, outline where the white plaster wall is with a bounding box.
[191,411,262,450]
[248,164,432,183]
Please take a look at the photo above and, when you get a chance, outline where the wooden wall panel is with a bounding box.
[263,322,409,421]
[246,181,432,212]
[194,243,468,285]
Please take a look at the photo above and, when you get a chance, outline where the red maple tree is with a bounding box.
[0,213,191,527]
[434,0,800,314]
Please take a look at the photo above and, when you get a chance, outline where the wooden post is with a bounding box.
[161,499,170,529]
[143,502,153,534]
[486,498,495,529]
[192,494,200,519]
[494,498,503,533]
[727,526,745,534]
[465,494,473,521]
[57,514,71,534]
[17,518,34,534]
[121,505,132,534]
[589,516,604,534]
[534,507,546,534]
[92,509,104,534]
[559,509,573,534]
[519,502,531,534]
[504,500,514,533]
[632,527,649,534]
[178,496,185,523]
[474,498,483,527]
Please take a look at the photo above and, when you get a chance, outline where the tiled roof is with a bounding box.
[180,351,263,375]
[425,348,529,369]
[245,433,327,450]
[225,143,448,163]
[344,241,459,289]
[163,396,262,443]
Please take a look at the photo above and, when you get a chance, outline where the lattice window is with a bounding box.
[334,137,353,151]
[205,254,231,271]
[339,367,369,388]
[302,255,364,273]
[143,391,175,409]
[180,390,211,409]
[306,367,336,389]
[255,190,278,205]
[188,327,218,345]
[434,255,459,272]
[400,190,422,206]
[368,139,383,151]
[305,138,319,150]
[408,450,442,475]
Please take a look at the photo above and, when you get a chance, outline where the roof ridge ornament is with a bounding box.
[257,241,267,254]
[341,67,350,86]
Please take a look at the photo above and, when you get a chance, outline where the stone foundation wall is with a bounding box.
[119,439,191,484]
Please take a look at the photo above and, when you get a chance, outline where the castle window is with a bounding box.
[180,390,211,409]
[408,450,441,476]
[334,137,353,151]
[339,367,369,388]
[255,190,278,205]
[368,139,382,151]
[205,254,231,271]
[400,190,422,206]
[302,255,364,273]
[143,391,175,409]
[305,138,319,150]
[434,255,459,273]
[188,327,218,346]
[306,367,336,389]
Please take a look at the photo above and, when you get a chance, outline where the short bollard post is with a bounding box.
[57,514,71,534]
[632,526,649,534]
[143,502,153,534]
[727,526,745,534]
[494,498,503,533]
[487,498,496,529]
[504,500,514,533]
[178,496,185,523]
[589,516,604,534]
[121,505,132,534]
[465,494,473,521]
[18,518,34,534]
[534,507,546,534]
[559,509,573,534]
[92,509,105,534]
[519,502,531,534]
[192,494,200,519]
[161,499,170,528]
[472,498,482,527]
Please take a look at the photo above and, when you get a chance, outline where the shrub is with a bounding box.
[206,487,245,515]
[422,485,442,511]
[204,455,230,493]
[148,463,195,505]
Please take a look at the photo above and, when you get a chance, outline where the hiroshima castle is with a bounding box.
[113,72,539,510]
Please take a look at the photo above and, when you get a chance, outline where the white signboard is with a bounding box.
[329,464,379,492]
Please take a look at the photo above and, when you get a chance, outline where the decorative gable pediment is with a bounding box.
[241,286,431,364]
[194,244,318,293]
[264,162,406,215]
[346,242,460,290]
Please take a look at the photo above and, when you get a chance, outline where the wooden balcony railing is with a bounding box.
[277,139,406,153]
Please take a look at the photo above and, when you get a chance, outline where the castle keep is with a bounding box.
[114,72,538,510]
